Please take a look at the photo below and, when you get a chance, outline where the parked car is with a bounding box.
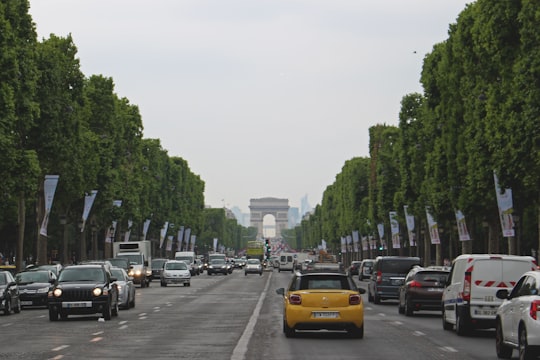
[245,259,263,276]
[0,270,21,315]
[495,270,540,359]
[110,267,135,309]
[442,254,536,335]
[368,256,421,304]
[15,270,56,308]
[207,259,229,275]
[151,258,167,280]
[47,264,119,321]
[359,259,374,281]
[348,261,362,276]
[398,266,449,316]
[160,260,191,287]
[276,271,365,338]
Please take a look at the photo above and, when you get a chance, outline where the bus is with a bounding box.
[246,241,265,261]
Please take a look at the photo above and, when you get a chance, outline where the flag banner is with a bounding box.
[494,172,515,237]
[177,226,185,251]
[81,190,98,233]
[377,223,384,240]
[159,222,169,249]
[341,237,347,253]
[404,205,416,246]
[213,238,218,252]
[321,239,327,250]
[426,207,440,244]
[455,210,471,241]
[352,231,360,252]
[369,236,377,250]
[166,235,173,251]
[142,219,151,241]
[124,219,133,242]
[184,228,191,247]
[40,175,60,236]
[389,211,400,249]
[190,235,196,251]
[361,236,368,251]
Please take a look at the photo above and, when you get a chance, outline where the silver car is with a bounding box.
[110,267,135,309]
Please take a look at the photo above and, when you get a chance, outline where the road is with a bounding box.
[1,268,514,360]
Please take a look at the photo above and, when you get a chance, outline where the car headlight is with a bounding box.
[37,287,49,294]
[163,271,170,277]
[53,288,63,297]
[134,270,142,276]
[117,284,123,292]
[92,288,103,296]
[209,265,214,269]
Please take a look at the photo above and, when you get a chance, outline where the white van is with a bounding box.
[174,251,198,276]
[278,253,295,273]
[442,254,537,335]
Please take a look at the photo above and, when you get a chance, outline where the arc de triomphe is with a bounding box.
[249,197,289,239]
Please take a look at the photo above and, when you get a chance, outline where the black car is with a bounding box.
[398,266,449,316]
[15,270,56,308]
[47,264,119,321]
[0,270,21,315]
[348,261,362,276]
[151,258,167,280]
[207,259,229,275]
[368,256,421,304]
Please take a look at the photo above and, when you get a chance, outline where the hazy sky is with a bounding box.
[29,0,472,213]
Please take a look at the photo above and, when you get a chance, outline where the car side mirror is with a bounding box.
[110,276,117,282]
[496,289,509,300]
[276,288,285,296]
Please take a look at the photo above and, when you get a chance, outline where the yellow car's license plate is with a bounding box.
[312,311,339,318]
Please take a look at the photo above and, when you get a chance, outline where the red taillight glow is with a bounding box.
[349,294,361,305]
[289,294,302,305]
[530,300,540,320]
[376,270,382,284]
[409,280,422,288]
[463,273,471,302]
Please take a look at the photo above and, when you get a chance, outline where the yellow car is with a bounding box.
[276,272,365,338]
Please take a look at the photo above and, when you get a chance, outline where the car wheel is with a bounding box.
[519,326,536,360]
[405,297,414,317]
[283,318,295,338]
[3,298,11,315]
[442,308,452,331]
[349,324,364,339]
[161,282,167,287]
[183,283,188,287]
[245,273,247,276]
[102,301,112,321]
[129,294,135,308]
[259,272,262,276]
[398,300,405,314]
[59,311,68,320]
[49,308,58,321]
[495,320,512,359]
[373,292,381,305]
[208,273,212,276]
[140,279,146,288]
[367,289,373,303]
[455,308,470,336]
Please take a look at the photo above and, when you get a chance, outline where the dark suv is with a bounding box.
[368,256,421,304]
[398,266,449,316]
[47,264,119,321]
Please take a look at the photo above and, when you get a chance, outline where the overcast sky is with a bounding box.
[29,0,472,213]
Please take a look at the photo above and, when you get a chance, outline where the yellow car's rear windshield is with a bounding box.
[290,275,354,291]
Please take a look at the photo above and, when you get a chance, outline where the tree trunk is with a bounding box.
[16,194,25,272]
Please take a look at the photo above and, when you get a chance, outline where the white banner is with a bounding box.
[361,236,368,251]
[321,239,327,250]
[352,231,360,252]
[404,205,416,246]
[40,175,60,236]
[177,226,185,251]
[184,228,191,248]
[341,237,347,253]
[166,235,173,251]
[142,219,151,241]
[455,210,471,241]
[213,238,218,252]
[190,235,196,251]
[494,173,515,237]
[124,219,133,242]
[81,190,98,233]
[426,207,440,244]
[389,211,400,249]
[159,222,169,249]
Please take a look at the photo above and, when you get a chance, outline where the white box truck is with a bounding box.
[174,251,198,276]
[113,241,152,287]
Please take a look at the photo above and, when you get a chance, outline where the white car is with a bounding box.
[160,260,191,287]
[245,259,263,276]
[495,270,540,359]
[110,267,136,309]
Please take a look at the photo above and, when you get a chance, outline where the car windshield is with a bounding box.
[152,260,166,269]
[58,268,105,282]
[297,275,352,290]
[116,254,142,265]
[108,259,129,268]
[110,269,126,280]
[381,259,420,273]
[416,272,448,282]
[211,259,225,265]
[16,271,49,283]
[247,259,260,265]
[165,262,188,270]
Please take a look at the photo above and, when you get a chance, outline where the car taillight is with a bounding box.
[463,272,471,302]
[409,280,421,288]
[289,294,302,305]
[530,300,540,320]
[376,270,382,284]
[349,294,361,305]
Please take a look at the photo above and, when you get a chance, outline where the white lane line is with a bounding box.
[51,345,69,352]
[92,331,104,336]
[440,346,458,352]
[394,321,403,325]
[413,331,425,336]
[48,355,64,360]
[119,325,128,330]
[378,313,386,317]
[231,271,272,360]
[119,321,128,325]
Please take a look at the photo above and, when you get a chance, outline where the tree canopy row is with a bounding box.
[296,0,540,266]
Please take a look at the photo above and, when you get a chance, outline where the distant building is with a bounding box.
[288,207,300,228]
[231,206,250,227]
[300,194,312,217]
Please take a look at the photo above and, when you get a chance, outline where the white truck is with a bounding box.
[113,241,152,287]
[174,251,198,276]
